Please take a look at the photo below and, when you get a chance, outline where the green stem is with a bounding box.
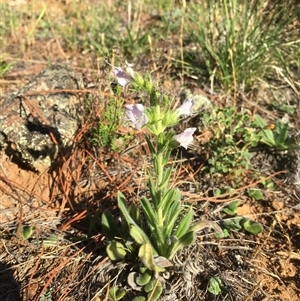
[151,104,168,255]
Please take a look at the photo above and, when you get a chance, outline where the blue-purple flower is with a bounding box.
[174,127,197,149]
[177,99,194,116]
[125,104,148,129]
[113,67,133,87]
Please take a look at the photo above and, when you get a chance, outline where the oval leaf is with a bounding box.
[242,219,263,234]
[208,277,222,295]
[106,241,127,261]
[20,225,33,240]
[138,244,165,272]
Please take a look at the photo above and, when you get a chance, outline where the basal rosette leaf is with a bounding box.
[168,231,195,259]
[117,192,141,226]
[138,244,165,272]
[108,286,126,301]
[130,225,153,247]
[145,279,163,301]
[136,269,152,286]
[106,241,128,261]
[118,192,158,254]
[128,203,141,223]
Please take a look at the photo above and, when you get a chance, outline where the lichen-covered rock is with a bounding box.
[0,65,84,171]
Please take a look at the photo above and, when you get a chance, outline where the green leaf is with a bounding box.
[260,129,276,146]
[175,207,193,239]
[262,178,275,190]
[143,278,155,293]
[108,287,126,301]
[132,297,146,301]
[275,122,288,148]
[159,188,180,212]
[106,241,127,260]
[128,203,140,222]
[242,219,263,234]
[247,189,263,200]
[214,228,230,239]
[130,225,152,246]
[169,231,195,259]
[20,225,33,240]
[161,189,181,216]
[223,218,243,231]
[42,234,58,247]
[140,197,158,229]
[164,200,181,238]
[148,173,158,207]
[117,192,142,228]
[208,277,222,295]
[145,135,156,154]
[138,244,165,272]
[146,280,162,301]
[254,114,267,128]
[101,211,121,241]
[223,200,240,215]
[136,269,152,286]
[158,167,172,190]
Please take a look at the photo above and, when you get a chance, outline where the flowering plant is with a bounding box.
[102,67,221,274]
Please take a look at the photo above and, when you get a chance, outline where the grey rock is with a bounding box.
[0,65,84,171]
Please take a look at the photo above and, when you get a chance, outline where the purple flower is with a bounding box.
[174,127,197,149]
[177,99,194,116]
[125,104,148,129]
[113,67,133,87]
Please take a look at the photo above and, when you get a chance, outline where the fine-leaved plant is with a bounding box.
[89,87,131,150]
[187,0,299,91]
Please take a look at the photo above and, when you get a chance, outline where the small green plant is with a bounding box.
[128,268,163,301]
[200,107,299,178]
[208,277,223,296]
[39,287,54,301]
[200,106,259,176]
[102,68,221,299]
[215,201,263,238]
[254,114,297,150]
[89,87,130,150]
